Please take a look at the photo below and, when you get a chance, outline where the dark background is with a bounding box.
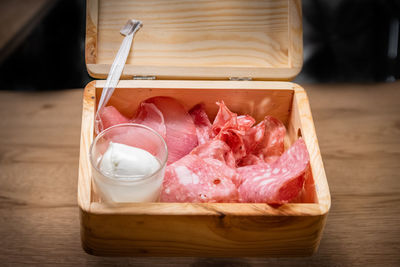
[0,0,399,91]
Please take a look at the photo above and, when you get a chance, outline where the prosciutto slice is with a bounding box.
[160,154,238,203]
[237,138,309,204]
[132,102,167,139]
[189,103,213,145]
[99,106,130,130]
[145,97,198,164]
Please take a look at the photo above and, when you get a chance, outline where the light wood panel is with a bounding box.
[78,82,95,211]
[86,0,303,80]
[1,82,400,265]
[85,0,98,65]
[95,81,295,124]
[288,85,329,209]
[78,80,329,256]
[288,0,303,68]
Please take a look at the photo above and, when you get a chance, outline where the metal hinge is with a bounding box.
[229,77,252,81]
[133,75,156,80]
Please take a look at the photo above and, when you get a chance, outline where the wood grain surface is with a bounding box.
[86,0,303,80]
[0,82,400,265]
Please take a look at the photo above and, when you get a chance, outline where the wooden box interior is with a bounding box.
[86,0,303,80]
[78,80,330,257]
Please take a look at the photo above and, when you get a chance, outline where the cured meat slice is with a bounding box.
[99,106,130,130]
[160,154,238,203]
[145,97,198,165]
[237,116,285,166]
[237,138,309,204]
[236,162,271,187]
[238,153,264,167]
[132,102,167,139]
[290,164,317,203]
[211,101,252,162]
[189,103,213,145]
[237,115,256,132]
[203,157,239,187]
[256,116,286,163]
[212,101,238,135]
[190,140,236,168]
[215,129,246,162]
[242,120,266,155]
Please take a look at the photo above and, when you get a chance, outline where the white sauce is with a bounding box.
[99,142,160,178]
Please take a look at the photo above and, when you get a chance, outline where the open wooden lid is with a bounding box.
[85,0,303,80]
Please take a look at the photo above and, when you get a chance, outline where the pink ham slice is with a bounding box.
[237,138,309,204]
[99,106,130,130]
[189,103,213,145]
[145,97,198,165]
[160,154,238,203]
[132,102,167,139]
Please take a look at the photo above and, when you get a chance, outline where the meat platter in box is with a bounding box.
[78,80,330,256]
[78,0,330,257]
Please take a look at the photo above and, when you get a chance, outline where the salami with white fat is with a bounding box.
[160,154,238,203]
[189,103,213,145]
[237,138,309,204]
[190,140,236,168]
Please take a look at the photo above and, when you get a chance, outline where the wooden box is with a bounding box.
[79,0,330,257]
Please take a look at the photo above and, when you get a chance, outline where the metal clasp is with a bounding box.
[229,77,252,81]
[133,76,156,80]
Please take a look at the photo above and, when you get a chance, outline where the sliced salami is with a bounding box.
[212,101,238,135]
[189,103,213,145]
[256,115,286,163]
[242,120,266,155]
[215,129,246,162]
[237,115,256,132]
[237,138,309,204]
[190,140,236,168]
[290,164,317,203]
[160,154,238,203]
[238,153,264,168]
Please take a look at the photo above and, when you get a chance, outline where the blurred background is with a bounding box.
[0,0,399,91]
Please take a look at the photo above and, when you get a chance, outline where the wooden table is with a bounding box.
[0,82,399,266]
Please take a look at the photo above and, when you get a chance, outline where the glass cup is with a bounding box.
[90,123,168,203]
